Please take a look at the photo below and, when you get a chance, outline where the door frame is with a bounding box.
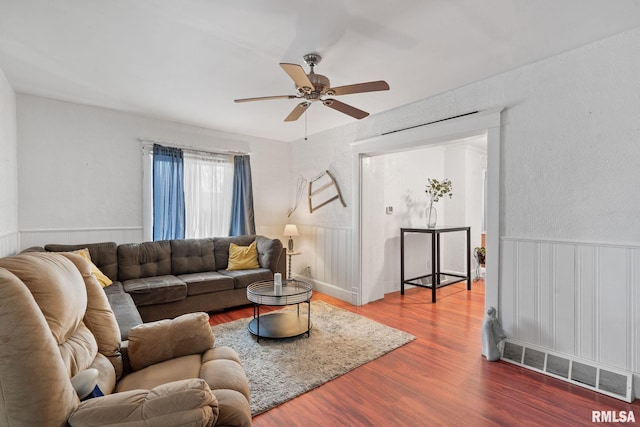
[350,107,503,310]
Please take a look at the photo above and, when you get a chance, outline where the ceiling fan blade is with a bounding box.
[322,99,369,119]
[328,80,390,96]
[234,95,298,103]
[284,101,310,122]
[280,63,314,92]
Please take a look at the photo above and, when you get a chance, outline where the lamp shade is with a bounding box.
[283,224,299,237]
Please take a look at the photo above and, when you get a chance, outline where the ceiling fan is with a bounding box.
[234,53,389,122]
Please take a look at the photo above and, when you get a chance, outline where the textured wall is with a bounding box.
[16,94,289,248]
[292,27,640,243]
[290,27,640,390]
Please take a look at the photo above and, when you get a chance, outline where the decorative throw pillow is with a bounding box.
[73,248,113,288]
[227,241,260,271]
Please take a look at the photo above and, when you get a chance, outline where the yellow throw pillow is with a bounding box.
[227,241,260,271]
[73,248,113,288]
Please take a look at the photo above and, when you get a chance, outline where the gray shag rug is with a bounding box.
[211,300,415,416]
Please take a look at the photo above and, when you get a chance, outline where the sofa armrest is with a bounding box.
[255,235,284,274]
[68,378,218,426]
[127,312,214,371]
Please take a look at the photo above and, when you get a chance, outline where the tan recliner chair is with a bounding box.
[0,252,252,427]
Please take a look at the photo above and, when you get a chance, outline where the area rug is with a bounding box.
[211,300,415,416]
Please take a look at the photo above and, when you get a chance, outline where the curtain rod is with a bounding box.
[138,137,249,156]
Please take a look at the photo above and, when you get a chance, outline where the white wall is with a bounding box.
[380,146,445,299]
[290,27,640,393]
[360,142,485,303]
[441,141,487,273]
[0,66,18,256]
[17,94,290,248]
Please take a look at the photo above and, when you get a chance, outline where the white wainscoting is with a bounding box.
[500,237,639,395]
[292,225,355,304]
[0,231,20,257]
[19,227,144,251]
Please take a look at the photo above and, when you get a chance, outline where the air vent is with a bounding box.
[501,339,633,402]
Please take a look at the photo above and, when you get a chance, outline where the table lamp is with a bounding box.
[283,224,299,251]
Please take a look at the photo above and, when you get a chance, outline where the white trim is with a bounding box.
[503,236,640,249]
[293,273,357,305]
[351,107,503,308]
[19,226,142,233]
[0,230,19,239]
[18,227,144,249]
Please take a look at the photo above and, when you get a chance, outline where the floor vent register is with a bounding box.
[500,339,633,403]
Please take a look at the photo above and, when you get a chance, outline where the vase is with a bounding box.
[426,203,437,228]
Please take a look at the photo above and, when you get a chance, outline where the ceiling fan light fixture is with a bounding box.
[234,53,389,122]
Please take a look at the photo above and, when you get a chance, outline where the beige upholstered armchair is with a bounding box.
[0,252,251,427]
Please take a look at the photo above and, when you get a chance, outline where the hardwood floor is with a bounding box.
[209,281,639,426]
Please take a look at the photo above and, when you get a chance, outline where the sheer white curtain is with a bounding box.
[183,152,234,238]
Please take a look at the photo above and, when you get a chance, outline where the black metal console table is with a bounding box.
[400,226,471,303]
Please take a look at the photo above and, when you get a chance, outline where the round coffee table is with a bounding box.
[246,279,313,341]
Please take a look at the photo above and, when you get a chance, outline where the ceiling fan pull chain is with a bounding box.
[305,109,308,141]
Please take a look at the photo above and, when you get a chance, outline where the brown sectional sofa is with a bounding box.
[38,235,284,339]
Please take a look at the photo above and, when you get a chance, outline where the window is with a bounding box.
[142,144,234,240]
[183,152,233,238]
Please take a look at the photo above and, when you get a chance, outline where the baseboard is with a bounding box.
[292,274,357,305]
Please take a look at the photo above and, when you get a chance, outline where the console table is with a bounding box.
[400,226,471,303]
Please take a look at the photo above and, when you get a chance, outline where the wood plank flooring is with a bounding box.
[209,281,640,426]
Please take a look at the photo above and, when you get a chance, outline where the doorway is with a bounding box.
[360,138,487,304]
[350,108,503,309]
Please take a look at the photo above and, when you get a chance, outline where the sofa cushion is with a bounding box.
[104,282,143,340]
[119,241,172,281]
[72,248,113,288]
[60,252,123,379]
[0,253,88,344]
[177,271,234,296]
[0,253,100,379]
[0,267,80,427]
[127,313,214,371]
[45,242,118,281]
[123,275,186,306]
[219,268,273,289]
[255,235,284,272]
[227,241,260,271]
[170,238,215,275]
[116,354,202,393]
[213,235,255,271]
[70,379,219,427]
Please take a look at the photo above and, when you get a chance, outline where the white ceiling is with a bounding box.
[1,0,639,142]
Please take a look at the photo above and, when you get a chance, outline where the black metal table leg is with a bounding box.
[431,230,437,303]
[256,304,260,343]
[466,228,471,290]
[400,229,405,295]
[307,300,311,337]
